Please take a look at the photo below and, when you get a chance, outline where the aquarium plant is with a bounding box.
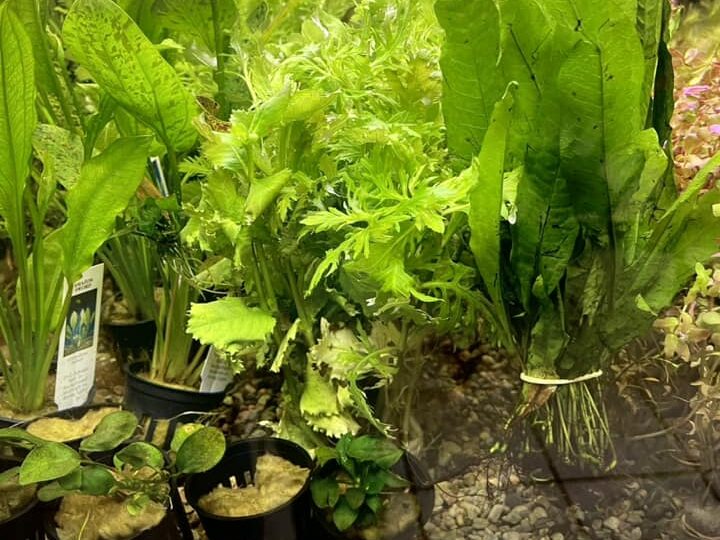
[436,0,720,464]
[0,5,150,414]
[183,0,482,448]
[0,411,225,537]
[311,434,410,533]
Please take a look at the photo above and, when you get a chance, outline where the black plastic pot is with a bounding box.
[106,319,157,364]
[311,452,435,540]
[184,437,315,540]
[0,459,43,540]
[124,362,226,419]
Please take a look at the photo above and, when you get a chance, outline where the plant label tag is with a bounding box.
[199,347,233,393]
[55,263,104,410]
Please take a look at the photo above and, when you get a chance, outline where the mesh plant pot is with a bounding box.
[184,437,314,540]
[0,459,43,540]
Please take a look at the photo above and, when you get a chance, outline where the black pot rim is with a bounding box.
[186,437,315,522]
[0,492,38,527]
[105,317,156,328]
[125,362,227,398]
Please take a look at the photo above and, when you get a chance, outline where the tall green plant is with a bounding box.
[0,6,150,413]
[437,0,720,464]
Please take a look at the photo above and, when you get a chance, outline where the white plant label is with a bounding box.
[55,263,104,410]
[199,347,233,393]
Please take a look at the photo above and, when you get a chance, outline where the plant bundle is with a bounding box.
[436,0,720,465]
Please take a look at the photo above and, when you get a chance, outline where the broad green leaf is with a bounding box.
[636,0,665,123]
[364,469,409,494]
[333,499,359,531]
[55,136,151,284]
[157,0,238,53]
[558,21,646,238]
[63,0,198,152]
[467,86,515,339]
[435,0,503,164]
[310,477,340,509]
[79,411,138,452]
[19,443,80,485]
[175,427,226,474]
[58,469,82,490]
[365,494,382,514]
[169,423,204,453]
[346,436,403,469]
[345,487,365,510]
[32,124,84,191]
[6,0,73,129]
[0,427,46,446]
[187,297,276,354]
[37,482,70,501]
[0,6,35,229]
[113,442,165,470]
[245,169,292,222]
[79,465,116,496]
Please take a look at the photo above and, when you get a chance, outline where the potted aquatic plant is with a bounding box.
[0,5,150,417]
[310,435,434,540]
[61,0,238,417]
[0,410,225,540]
[185,437,314,540]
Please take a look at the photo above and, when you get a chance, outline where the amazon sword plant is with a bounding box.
[0,6,149,413]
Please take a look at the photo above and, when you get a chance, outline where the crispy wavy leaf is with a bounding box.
[187,297,276,354]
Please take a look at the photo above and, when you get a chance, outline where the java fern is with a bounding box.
[437,0,720,464]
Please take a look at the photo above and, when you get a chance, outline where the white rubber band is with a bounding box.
[520,369,603,386]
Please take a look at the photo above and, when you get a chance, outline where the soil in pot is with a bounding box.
[25,406,119,443]
[198,453,310,517]
[185,437,314,540]
[50,493,168,540]
[124,363,226,419]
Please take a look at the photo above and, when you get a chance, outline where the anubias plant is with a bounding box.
[311,435,409,533]
[437,0,720,465]
[0,411,225,518]
[0,5,150,413]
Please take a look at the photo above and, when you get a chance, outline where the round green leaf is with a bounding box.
[81,465,116,496]
[175,427,225,474]
[169,423,203,453]
[80,411,138,452]
[310,477,340,509]
[333,499,359,531]
[19,443,80,485]
[113,442,164,471]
